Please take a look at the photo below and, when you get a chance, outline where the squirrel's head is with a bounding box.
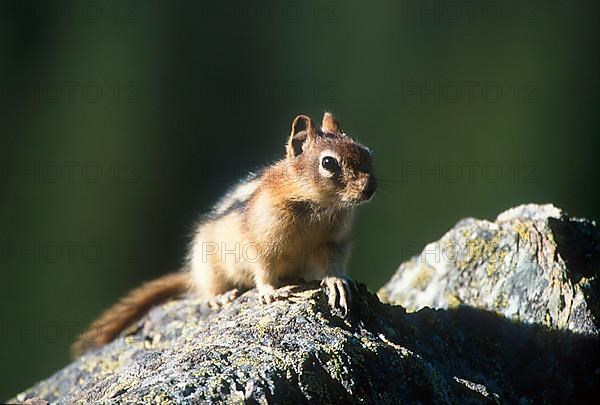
[284,112,377,208]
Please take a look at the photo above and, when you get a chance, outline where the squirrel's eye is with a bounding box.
[321,156,340,172]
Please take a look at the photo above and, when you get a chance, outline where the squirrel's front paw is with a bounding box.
[207,288,240,309]
[257,285,277,304]
[321,276,354,315]
[258,285,294,304]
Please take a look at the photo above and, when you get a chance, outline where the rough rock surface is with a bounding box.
[378,204,600,336]
[14,204,600,403]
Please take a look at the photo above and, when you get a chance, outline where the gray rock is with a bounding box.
[12,285,490,404]
[13,204,600,403]
[379,204,600,336]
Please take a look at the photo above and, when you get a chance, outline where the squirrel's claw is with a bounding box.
[208,288,240,309]
[321,276,353,315]
[259,292,274,304]
[258,285,276,304]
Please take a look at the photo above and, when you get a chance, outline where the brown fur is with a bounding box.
[74,112,376,356]
[72,272,191,356]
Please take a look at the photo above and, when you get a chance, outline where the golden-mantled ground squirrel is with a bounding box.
[73,112,376,355]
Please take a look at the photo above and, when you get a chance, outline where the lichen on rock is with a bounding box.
[379,204,600,336]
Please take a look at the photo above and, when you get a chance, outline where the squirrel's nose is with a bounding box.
[362,176,377,200]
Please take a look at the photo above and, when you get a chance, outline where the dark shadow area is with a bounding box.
[549,216,600,330]
[549,216,600,281]
[350,285,600,404]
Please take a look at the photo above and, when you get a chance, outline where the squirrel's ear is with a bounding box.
[321,112,341,134]
[287,114,317,159]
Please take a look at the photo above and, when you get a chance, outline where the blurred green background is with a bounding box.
[1,0,598,398]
